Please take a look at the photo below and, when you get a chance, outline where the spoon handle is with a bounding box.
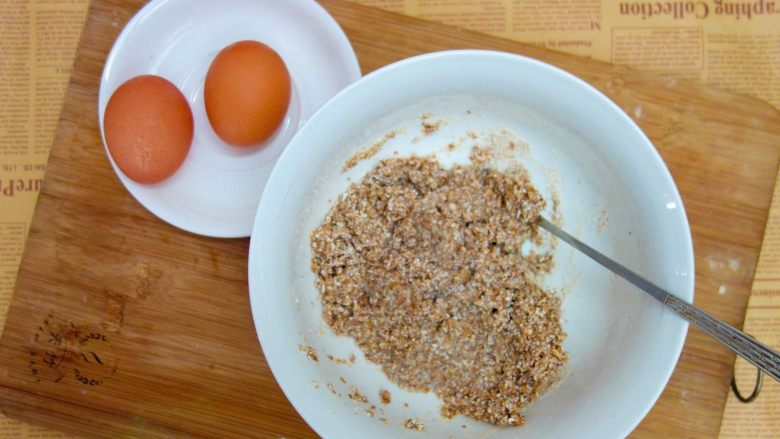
[664,295,780,382]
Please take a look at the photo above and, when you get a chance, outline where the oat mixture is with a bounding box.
[379,389,391,404]
[348,386,369,403]
[404,418,426,432]
[341,131,397,171]
[310,155,567,427]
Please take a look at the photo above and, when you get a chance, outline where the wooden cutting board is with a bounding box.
[1,0,779,437]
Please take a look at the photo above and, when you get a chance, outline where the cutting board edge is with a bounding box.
[1,0,779,438]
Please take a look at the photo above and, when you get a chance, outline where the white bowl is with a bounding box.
[249,51,694,438]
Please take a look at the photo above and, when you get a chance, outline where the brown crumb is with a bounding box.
[298,345,318,362]
[379,389,391,404]
[367,405,377,417]
[461,424,467,428]
[348,387,368,403]
[342,131,397,171]
[327,383,337,395]
[447,142,456,151]
[326,353,351,365]
[467,131,478,139]
[420,112,432,120]
[403,402,409,408]
[339,376,347,384]
[404,418,425,432]
[310,153,566,427]
[311,380,320,389]
[349,353,356,363]
[441,405,457,419]
[422,119,443,135]
[380,417,389,425]
[469,145,492,165]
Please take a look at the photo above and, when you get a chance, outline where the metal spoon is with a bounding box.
[538,216,780,383]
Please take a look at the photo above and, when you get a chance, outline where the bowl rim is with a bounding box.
[248,49,695,438]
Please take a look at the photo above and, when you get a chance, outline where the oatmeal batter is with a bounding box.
[310,155,566,426]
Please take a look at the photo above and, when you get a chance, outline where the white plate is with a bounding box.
[249,51,694,438]
[99,0,361,237]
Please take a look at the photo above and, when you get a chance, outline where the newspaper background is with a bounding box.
[0,0,778,437]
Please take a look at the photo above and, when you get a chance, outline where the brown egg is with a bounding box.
[103,75,193,184]
[204,40,291,147]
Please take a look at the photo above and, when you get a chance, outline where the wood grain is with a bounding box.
[1,0,779,437]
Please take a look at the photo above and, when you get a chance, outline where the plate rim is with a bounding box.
[97,0,362,238]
